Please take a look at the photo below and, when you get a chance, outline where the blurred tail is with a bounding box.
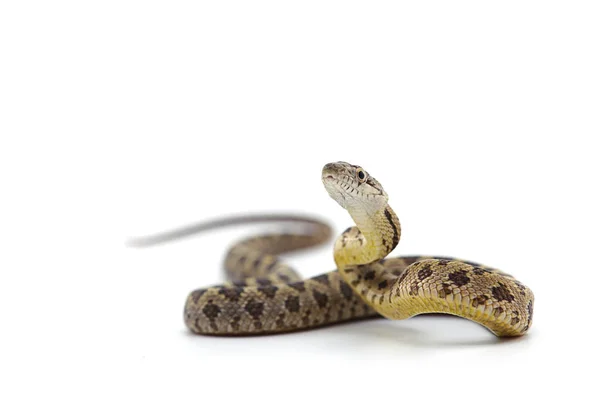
[126,213,332,247]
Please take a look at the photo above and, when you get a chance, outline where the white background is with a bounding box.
[1,1,599,398]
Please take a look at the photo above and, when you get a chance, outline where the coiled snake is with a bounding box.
[136,161,534,337]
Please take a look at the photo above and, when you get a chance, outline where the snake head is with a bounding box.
[322,161,388,215]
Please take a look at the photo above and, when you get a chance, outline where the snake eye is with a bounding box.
[357,169,367,182]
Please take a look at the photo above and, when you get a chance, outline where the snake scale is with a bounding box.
[171,161,533,337]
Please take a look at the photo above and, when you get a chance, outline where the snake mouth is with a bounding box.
[322,174,342,188]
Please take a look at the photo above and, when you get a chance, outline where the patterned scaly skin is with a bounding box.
[184,162,534,337]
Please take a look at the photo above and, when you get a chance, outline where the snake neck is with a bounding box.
[332,204,401,315]
[334,204,401,267]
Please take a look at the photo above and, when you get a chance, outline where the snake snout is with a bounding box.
[322,162,336,174]
[322,162,346,179]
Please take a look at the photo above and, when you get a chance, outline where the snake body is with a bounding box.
[183,162,534,337]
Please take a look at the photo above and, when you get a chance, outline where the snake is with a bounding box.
[138,161,534,337]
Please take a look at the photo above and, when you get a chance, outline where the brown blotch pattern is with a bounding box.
[339,281,354,300]
[364,270,376,280]
[285,295,300,312]
[448,269,470,287]
[312,290,329,308]
[244,299,264,318]
[202,301,221,320]
[257,285,278,299]
[492,283,515,303]
[417,264,433,281]
[218,287,243,302]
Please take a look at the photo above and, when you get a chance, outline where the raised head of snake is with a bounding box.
[322,161,534,337]
[322,161,400,267]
